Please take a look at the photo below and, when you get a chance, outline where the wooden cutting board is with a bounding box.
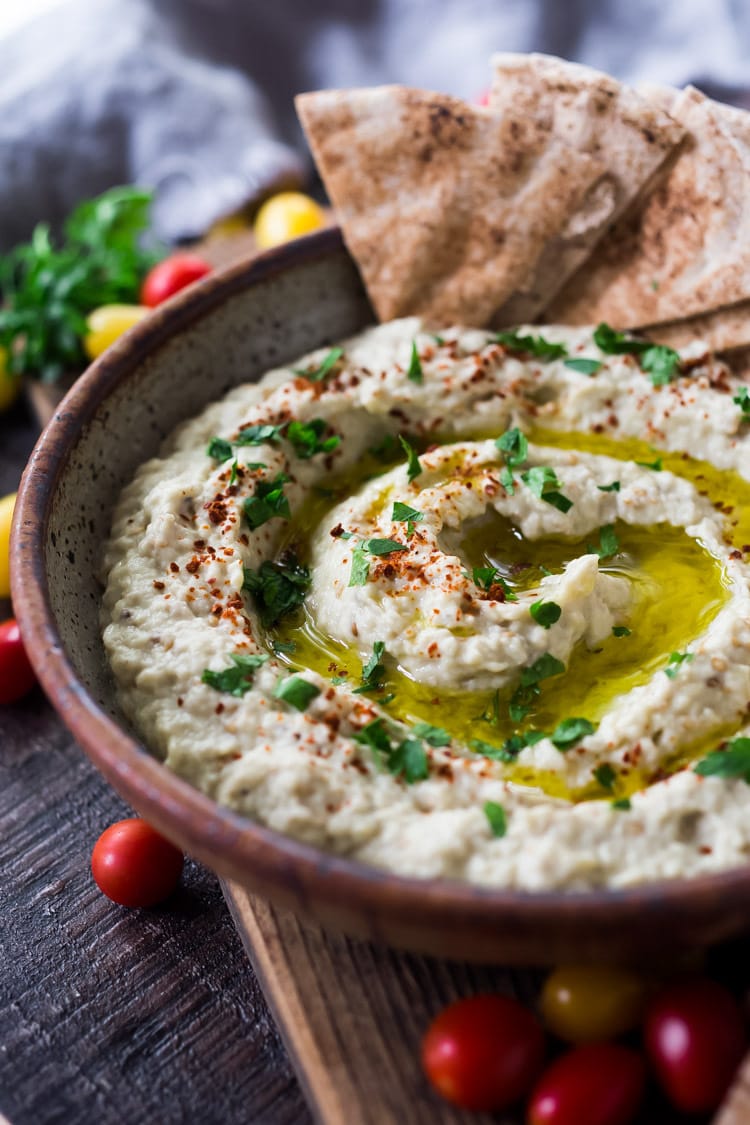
[222,881,750,1125]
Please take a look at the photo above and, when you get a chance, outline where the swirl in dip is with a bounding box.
[102,320,750,890]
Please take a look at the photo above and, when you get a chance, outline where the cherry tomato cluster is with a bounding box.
[422,966,746,1123]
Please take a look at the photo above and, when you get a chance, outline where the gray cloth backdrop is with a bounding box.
[1,0,749,248]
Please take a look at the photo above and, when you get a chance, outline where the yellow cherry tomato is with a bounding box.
[253,192,325,249]
[0,491,16,598]
[0,346,21,413]
[83,305,149,360]
[541,964,648,1044]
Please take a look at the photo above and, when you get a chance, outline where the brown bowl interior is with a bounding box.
[12,227,750,964]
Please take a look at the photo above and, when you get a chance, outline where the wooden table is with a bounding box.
[4,379,750,1125]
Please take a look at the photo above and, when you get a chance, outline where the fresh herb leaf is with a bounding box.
[593,763,616,791]
[496,330,567,360]
[470,738,512,761]
[229,459,239,486]
[636,457,663,471]
[530,600,561,629]
[274,675,321,711]
[563,357,603,375]
[353,718,393,759]
[243,473,290,530]
[207,437,234,462]
[390,737,429,783]
[496,427,528,469]
[593,323,650,356]
[295,346,344,382]
[612,626,631,637]
[551,717,596,750]
[242,554,310,627]
[733,387,750,417]
[521,466,573,513]
[364,537,408,557]
[0,186,160,383]
[695,738,750,781]
[588,524,619,560]
[484,801,507,837]
[354,641,386,694]
[431,333,445,346]
[510,654,565,721]
[406,340,423,383]
[495,730,547,760]
[479,689,502,728]
[392,501,423,537]
[472,565,518,600]
[286,418,341,459]
[348,546,371,587]
[235,422,284,446]
[273,640,297,655]
[641,345,681,387]
[412,722,451,746]
[598,481,621,492]
[611,797,632,810]
[665,651,694,679]
[399,435,422,482]
[201,653,268,697]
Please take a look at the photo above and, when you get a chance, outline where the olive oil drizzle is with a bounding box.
[268,428,750,803]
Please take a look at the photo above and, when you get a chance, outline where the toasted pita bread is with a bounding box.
[547,86,750,328]
[644,299,750,352]
[296,86,626,326]
[488,54,683,322]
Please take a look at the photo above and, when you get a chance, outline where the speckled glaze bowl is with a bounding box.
[12,228,750,964]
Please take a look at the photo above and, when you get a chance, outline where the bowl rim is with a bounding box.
[12,224,750,930]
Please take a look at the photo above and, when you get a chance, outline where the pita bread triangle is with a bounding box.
[547,85,750,332]
[296,85,623,326]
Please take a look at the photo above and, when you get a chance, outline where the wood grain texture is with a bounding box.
[0,402,309,1125]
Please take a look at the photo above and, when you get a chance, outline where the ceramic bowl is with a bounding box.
[12,228,750,964]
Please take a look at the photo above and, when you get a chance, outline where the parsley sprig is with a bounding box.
[509,654,565,721]
[243,473,291,529]
[294,346,344,382]
[0,186,160,383]
[496,330,567,360]
[593,323,682,387]
[496,426,528,494]
[695,738,750,782]
[353,718,429,784]
[521,466,573,513]
[242,553,310,626]
[202,653,268,696]
[348,538,408,587]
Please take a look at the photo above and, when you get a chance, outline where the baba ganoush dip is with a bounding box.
[101,319,750,891]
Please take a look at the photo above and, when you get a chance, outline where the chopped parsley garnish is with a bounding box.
[551,717,596,750]
[641,345,681,387]
[510,654,566,721]
[593,323,681,387]
[406,340,423,383]
[353,719,428,783]
[348,546,371,587]
[272,640,297,655]
[496,329,568,360]
[593,763,616,791]
[431,333,445,346]
[399,434,422,482]
[496,426,528,494]
[597,480,621,492]
[530,600,561,629]
[733,387,750,416]
[392,501,423,537]
[470,738,513,761]
[243,473,290,529]
[235,422,285,446]
[242,553,310,627]
[274,675,321,711]
[588,524,619,560]
[364,537,408,556]
[665,651,694,679]
[563,357,603,376]
[479,689,501,728]
[695,738,750,782]
[286,418,341,459]
[354,641,386,694]
[485,729,547,761]
[295,346,344,382]
[484,801,507,837]
[202,653,268,697]
[412,722,451,746]
[472,565,518,600]
[612,626,631,637]
[521,466,573,513]
[611,797,632,811]
[207,437,234,462]
[636,456,663,471]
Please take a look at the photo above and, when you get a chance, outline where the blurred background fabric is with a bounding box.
[2,0,750,248]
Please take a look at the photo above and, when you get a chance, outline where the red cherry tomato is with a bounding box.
[140,253,212,307]
[527,1042,645,1125]
[644,977,746,1113]
[0,618,37,704]
[91,818,184,907]
[421,993,545,1112]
